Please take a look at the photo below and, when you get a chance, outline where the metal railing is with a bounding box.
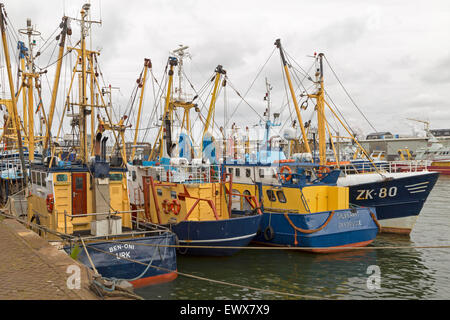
[339,160,430,175]
[62,209,145,235]
[153,164,222,184]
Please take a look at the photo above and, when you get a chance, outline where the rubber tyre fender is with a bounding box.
[263,225,275,241]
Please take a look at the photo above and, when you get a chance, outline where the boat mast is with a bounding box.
[148,56,177,161]
[308,53,326,166]
[44,16,69,152]
[263,77,272,149]
[0,3,28,182]
[203,65,226,138]
[274,39,312,158]
[79,4,89,164]
[130,58,151,160]
[19,18,41,162]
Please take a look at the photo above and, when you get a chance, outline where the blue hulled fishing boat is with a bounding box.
[127,49,262,256]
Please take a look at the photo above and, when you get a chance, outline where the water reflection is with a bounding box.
[136,177,450,300]
[136,241,435,300]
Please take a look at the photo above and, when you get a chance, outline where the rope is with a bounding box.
[225,47,276,128]
[284,211,334,234]
[82,237,450,251]
[323,55,378,133]
[81,241,323,300]
[80,237,100,275]
[84,236,165,291]
[369,210,382,231]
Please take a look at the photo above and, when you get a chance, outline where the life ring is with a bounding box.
[280,165,293,182]
[210,167,217,182]
[171,199,181,215]
[162,199,171,214]
[263,226,275,241]
[46,194,54,213]
[317,166,331,178]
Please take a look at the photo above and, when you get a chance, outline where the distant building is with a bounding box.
[430,129,450,137]
[365,132,394,140]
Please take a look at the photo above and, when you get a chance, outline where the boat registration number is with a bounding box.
[356,187,398,200]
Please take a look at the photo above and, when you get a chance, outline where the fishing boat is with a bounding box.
[224,161,379,252]
[0,3,177,288]
[127,48,262,256]
[413,135,450,175]
[246,39,438,235]
[220,48,379,252]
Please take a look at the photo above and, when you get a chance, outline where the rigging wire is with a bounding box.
[225,47,276,128]
[323,55,378,133]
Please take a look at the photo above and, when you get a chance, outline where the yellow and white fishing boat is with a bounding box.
[0,3,177,288]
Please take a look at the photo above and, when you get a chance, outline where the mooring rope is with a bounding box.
[83,237,450,251]
[84,244,323,300]
[284,211,334,234]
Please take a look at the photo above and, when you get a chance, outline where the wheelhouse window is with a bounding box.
[266,190,276,202]
[109,173,123,181]
[171,191,177,199]
[41,172,47,187]
[259,169,264,178]
[243,190,252,211]
[246,168,251,178]
[276,190,287,203]
[31,171,37,184]
[132,171,137,181]
[157,189,163,196]
[56,174,68,182]
[36,171,41,186]
[235,168,240,177]
[75,176,83,190]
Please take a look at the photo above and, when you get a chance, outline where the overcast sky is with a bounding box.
[1,0,449,143]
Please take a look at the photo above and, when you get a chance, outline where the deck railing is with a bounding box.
[153,164,222,184]
[339,160,431,175]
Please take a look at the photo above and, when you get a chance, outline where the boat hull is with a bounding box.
[65,232,178,288]
[235,207,379,253]
[342,171,439,235]
[170,214,263,256]
[427,163,450,175]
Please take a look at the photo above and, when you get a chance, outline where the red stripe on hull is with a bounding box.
[129,271,178,288]
[307,239,375,253]
[251,239,374,253]
[380,226,412,235]
[427,166,450,175]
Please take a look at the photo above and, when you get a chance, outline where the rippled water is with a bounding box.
[136,176,450,300]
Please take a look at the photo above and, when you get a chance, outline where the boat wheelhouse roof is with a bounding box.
[30,163,127,173]
[223,161,326,168]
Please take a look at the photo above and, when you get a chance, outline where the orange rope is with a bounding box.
[284,211,335,234]
[369,210,382,231]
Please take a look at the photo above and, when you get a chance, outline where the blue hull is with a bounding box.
[170,214,263,256]
[347,171,439,233]
[234,207,379,252]
[66,232,177,288]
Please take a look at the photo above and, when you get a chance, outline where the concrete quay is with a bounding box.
[0,216,99,300]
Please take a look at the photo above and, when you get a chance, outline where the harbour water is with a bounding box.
[136,176,450,300]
